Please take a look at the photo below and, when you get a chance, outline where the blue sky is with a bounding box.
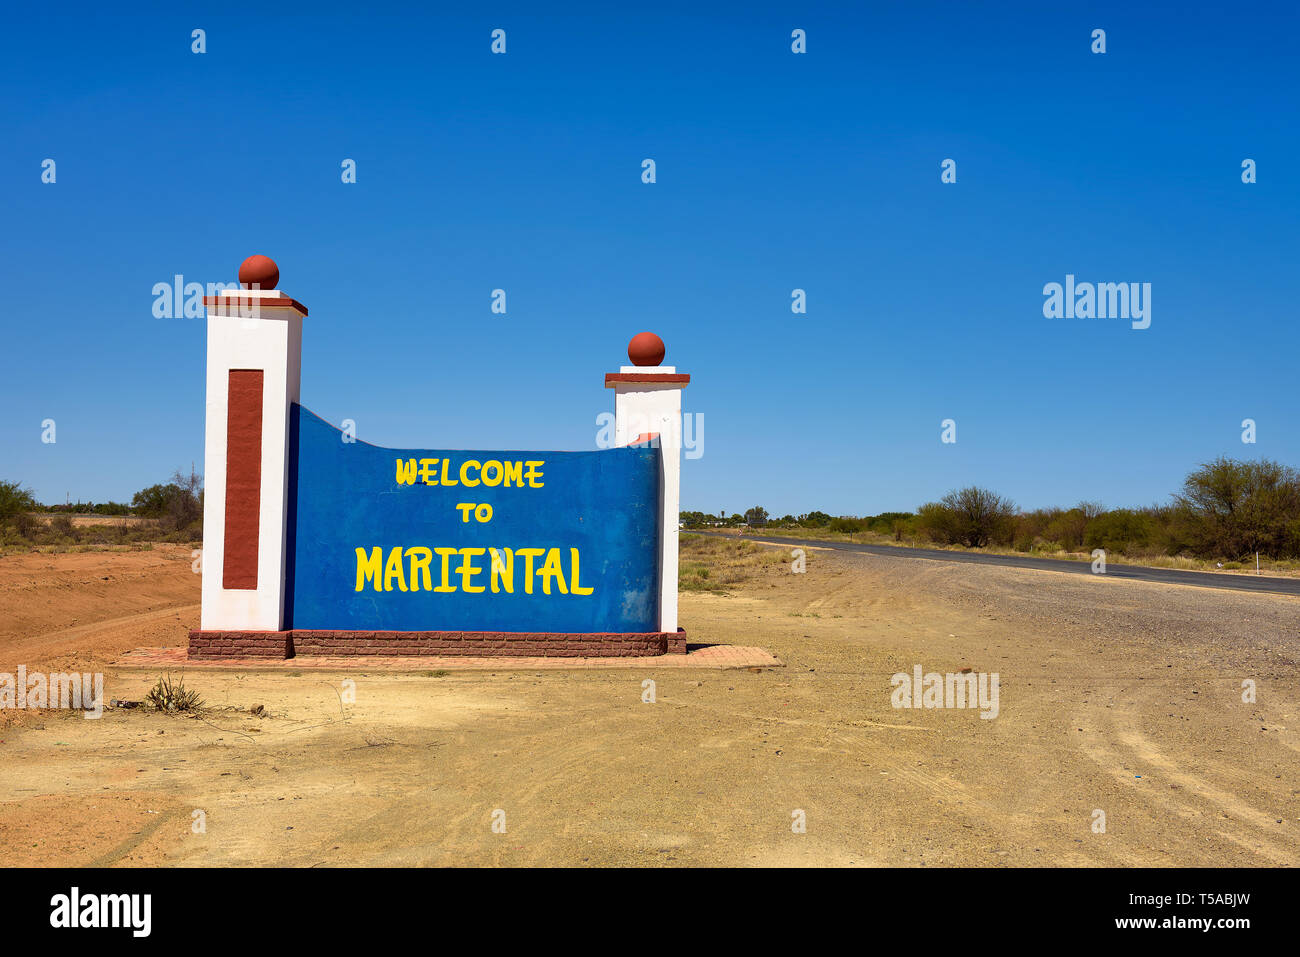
[3,1,1296,515]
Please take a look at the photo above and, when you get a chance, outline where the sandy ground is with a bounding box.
[0,541,1296,867]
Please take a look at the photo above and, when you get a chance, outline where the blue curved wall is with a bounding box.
[285,404,661,633]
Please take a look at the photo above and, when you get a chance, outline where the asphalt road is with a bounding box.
[690,530,1300,597]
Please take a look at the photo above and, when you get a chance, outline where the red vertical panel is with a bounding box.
[223,370,264,590]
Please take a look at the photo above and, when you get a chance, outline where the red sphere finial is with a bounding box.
[628,331,666,367]
[239,254,279,290]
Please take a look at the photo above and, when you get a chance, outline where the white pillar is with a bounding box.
[606,333,689,634]
[199,257,307,631]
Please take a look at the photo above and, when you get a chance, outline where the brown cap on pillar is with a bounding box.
[239,255,280,290]
[628,331,666,366]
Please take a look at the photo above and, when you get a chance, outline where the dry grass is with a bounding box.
[0,541,158,557]
[57,514,148,528]
[0,512,196,556]
[679,534,791,592]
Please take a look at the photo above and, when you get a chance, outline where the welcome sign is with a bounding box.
[286,405,662,633]
[193,255,688,658]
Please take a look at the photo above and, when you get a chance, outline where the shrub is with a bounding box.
[12,511,40,537]
[132,467,203,533]
[145,673,203,713]
[916,502,959,544]
[1041,508,1088,551]
[861,511,913,535]
[1084,508,1157,554]
[0,480,38,523]
[1172,457,1300,559]
[917,487,1017,547]
[49,514,76,539]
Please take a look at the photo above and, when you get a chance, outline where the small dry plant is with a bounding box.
[144,673,204,713]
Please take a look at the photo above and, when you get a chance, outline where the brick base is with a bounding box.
[187,631,293,659]
[188,628,688,659]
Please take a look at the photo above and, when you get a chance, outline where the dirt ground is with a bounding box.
[0,540,1296,867]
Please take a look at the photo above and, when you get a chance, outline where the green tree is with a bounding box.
[798,511,832,527]
[918,487,1017,547]
[1173,457,1300,558]
[131,483,177,517]
[132,467,204,532]
[0,480,39,522]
